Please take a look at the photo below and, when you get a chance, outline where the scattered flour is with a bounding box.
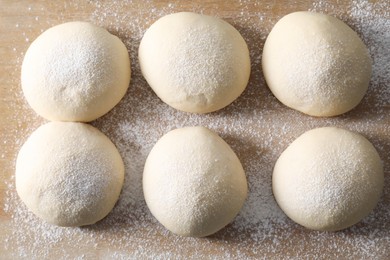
[2,0,389,259]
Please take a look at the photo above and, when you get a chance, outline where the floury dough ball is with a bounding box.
[143,127,248,237]
[21,22,131,122]
[262,12,372,117]
[15,122,125,227]
[272,127,384,231]
[138,12,251,113]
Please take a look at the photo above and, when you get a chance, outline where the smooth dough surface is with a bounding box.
[143,126,248,237]
[22,21,131,122]
[262,12,372,117]
[139,12,251,113]
[272,127,383,231]
[15,122,125,227]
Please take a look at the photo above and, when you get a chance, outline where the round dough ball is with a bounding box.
[262,12,372,117]
[21,21,131,122]
[143,126,248,237]
[15,122,125,227]
[139,12,251,114]
[273,127,383,231]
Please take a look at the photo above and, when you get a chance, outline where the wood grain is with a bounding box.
[1,0,389,258]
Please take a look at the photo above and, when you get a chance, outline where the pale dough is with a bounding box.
[15,122,125,227]
[272,127,383,231]
[21,21,131,122]
[138,12,251,113]
[262,12,372,117]
[143,126,248,237]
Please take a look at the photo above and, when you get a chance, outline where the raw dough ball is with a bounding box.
[262,12,372,117]
[273,127,383,231]
[139,12,251,113]
[15,122,125,227]
[143,126,248,237]
[21,21,131,122]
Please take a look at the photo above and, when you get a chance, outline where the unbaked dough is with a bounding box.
[138,12,251,113]
[143,126,248,237]
[15,122,125,227]
[272,127,383,231]
[21,21,131,122]
[262,12,372,117]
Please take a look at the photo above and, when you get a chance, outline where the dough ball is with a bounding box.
[273,127,383,231]
[143,126,248,237]
[139,12,251,113]
[15,122,125,227]
[21,21,131,122]
[262,12,372,117]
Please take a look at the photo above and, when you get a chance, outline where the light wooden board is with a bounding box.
[1,0,389,258]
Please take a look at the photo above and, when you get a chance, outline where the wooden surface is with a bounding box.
[0,0,389,259]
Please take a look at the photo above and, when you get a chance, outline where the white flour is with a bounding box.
[2,0,389,259]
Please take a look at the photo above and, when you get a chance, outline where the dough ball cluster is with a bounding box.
[264,12,380,232]
[22,21,131,122]
[272,127,384,231]
[143,127,248,237]
[16,122,125,227]
[17,22,127,227]
[15,12,382,235]
[139,12,251,114]
[262,12,372,117]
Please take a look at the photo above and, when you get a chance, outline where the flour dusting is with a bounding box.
[2,0,389,259]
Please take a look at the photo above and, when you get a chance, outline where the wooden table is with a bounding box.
[1,0,389,258]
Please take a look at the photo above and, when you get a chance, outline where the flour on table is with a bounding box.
[2,0,389,259]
